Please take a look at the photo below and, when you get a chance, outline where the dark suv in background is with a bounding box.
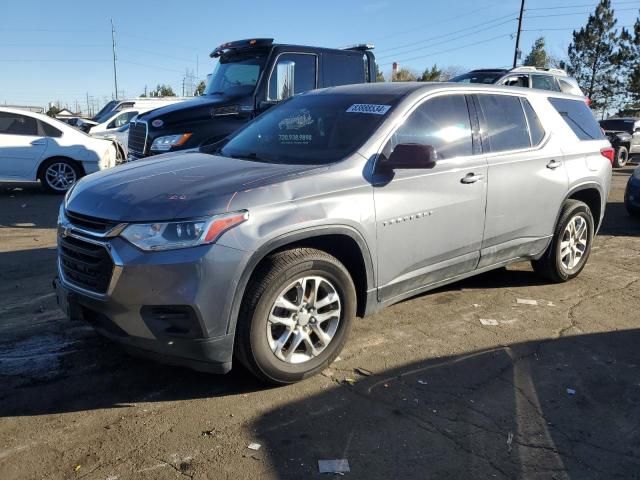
[128,38,376,159]
[600,117,640,168]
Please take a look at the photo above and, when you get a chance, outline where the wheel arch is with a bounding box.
[565,183,604,231]
[227,225,376,336]
[36,155,86,181]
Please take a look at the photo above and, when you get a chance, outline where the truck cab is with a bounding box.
[128,38,376,159]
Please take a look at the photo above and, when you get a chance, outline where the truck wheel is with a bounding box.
[532,199,594,283]
[235,248,356,384]
[39,158,82,194]
[614,146,629,168]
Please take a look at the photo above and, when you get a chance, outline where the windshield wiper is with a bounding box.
[228,152,268,162]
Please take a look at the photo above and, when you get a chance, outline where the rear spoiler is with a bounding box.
[210,38,274,58]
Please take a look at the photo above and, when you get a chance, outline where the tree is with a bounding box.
[393,68,417,82]
[626,13,640,108]
[418,64,442,82]
[46,105,61,118]
[149,84,176,97]
[440,66,466,81]
[567,0,623,111]
[195,80,206,96]
[375,63,385,82]
[524,37,551,68]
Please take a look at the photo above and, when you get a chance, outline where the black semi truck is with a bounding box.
[128,38,376,159]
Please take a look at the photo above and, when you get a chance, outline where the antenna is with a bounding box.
[111,19,119,100]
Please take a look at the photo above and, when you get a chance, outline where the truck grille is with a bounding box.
[59,236,114,294]
[66,210,118,233]
[128,120,148,158]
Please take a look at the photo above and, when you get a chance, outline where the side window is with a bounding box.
[0,112,38,136]
[385,95,473,160]
[558,78,578,95]
[38,120,62,138]
[268,53,317,101]
[532,75,561,92]
[548,97,604,141]
[323,54,366,87]
[109,111,138,129]
[477,94,531,152]
[502,75,529,88]
[521,98,545,146]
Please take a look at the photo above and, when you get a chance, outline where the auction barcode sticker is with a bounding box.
[346,104,391,115]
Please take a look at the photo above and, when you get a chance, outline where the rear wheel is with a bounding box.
[235,248,356,384]
[39,158,82,193]
[532,200,594,283]
[614,146,629,168]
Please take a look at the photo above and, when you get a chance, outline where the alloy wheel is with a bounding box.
[45,162,77,191]
[559,214,589,271]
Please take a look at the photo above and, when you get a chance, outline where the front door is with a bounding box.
[0,112,48,179]
[373,93,488,302]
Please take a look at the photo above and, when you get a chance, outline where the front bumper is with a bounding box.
[56,212,251,373]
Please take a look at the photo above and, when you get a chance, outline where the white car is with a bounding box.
[0,107,117,193]
[91,121,131,160]
[78,108,140,134]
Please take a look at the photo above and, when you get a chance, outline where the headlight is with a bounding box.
[120,211,248,251]
[633,167,640,180]
[150,133,192,151]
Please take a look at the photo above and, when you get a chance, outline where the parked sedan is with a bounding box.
[625,166,640,216]
[0,107,117,193]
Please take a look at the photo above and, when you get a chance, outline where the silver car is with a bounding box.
[55,82,612,384]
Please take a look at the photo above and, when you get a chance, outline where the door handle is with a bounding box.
[461,173,485,184]
[546,159,562,169]
[31,139,47,145]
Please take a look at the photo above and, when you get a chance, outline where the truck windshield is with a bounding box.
[93,100,117,121]
[219,93,400,165]
[205,53,267,97]
[450,71,504,84]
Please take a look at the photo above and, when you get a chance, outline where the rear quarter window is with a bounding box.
[477,94,531,152]
[548,97,604,141]
[322,54,366,87]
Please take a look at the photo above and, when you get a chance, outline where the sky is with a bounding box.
[1,0,638,112]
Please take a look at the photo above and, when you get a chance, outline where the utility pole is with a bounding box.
[111,18,119,100]
[512,0,525,68]
[182,76,185,97]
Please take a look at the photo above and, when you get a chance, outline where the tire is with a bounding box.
[39,158,82,194]
[235,248,356,384]
[614,146,629,168]
[532,200,594,283]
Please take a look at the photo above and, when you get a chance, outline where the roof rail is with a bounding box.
[511,66,568,76]
[210,38,274,58]
[341,43,375,51]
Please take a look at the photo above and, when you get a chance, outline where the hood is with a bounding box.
[137,94,250,128]
[65,151,318,222]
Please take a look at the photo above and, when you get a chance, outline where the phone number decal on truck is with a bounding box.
[346,104,391,115]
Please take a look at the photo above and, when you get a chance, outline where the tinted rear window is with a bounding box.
[477,94,531,152]
[549,98,604,140]
[323,54,365,87]
[599,119,634,133]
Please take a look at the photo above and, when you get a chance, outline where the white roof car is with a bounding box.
[79,108,141,134]
[0,107,118,193]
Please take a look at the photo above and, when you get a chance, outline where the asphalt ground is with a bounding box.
[0,164,639,479]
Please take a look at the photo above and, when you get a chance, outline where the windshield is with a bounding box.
[450,71,504,84]
[205,52,267,97]
[93,100,117,121]
[219,93,400,165]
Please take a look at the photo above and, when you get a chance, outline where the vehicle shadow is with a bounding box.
[599,201,640,237]
[0,182,61,229]
[251,329,640,479]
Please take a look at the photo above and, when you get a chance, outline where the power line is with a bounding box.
[377,12,518,55]
[525,0,640,10]
[522,24,634,31]
[379,33,514,67]
[526,6,640,19]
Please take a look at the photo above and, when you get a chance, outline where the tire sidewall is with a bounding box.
[248,258,356,384]
[615,146,629,168]
[552,204,594,281]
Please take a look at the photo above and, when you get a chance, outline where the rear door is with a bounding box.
[373,93,488,301]
[475,93,568,267]
[0,112,48,179]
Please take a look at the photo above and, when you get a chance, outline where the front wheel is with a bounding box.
[235,248,356,384]
[614,146,629,168]
[532,199,594,283]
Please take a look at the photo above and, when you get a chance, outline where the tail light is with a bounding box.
[585,97,591,106]
[600,147,615,165]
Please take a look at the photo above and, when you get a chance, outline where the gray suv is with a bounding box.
[55,82,612,384]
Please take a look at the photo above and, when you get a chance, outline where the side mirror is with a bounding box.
[380,144,438,170]
[275,60,296,101]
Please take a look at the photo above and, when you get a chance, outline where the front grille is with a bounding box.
[128,120,148,158]
[66,210,118,233]
[60,236,114,294]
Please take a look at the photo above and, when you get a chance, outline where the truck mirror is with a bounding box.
[276,61,296,101]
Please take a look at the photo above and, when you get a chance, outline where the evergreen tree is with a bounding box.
[523,37,550,68]
[375,63,385,82]
[194,80,206,96]
[627,13,640,107]
[567,0,622,110]
[419,64,442,81]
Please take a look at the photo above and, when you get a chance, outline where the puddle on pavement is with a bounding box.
[0,333,80,378]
